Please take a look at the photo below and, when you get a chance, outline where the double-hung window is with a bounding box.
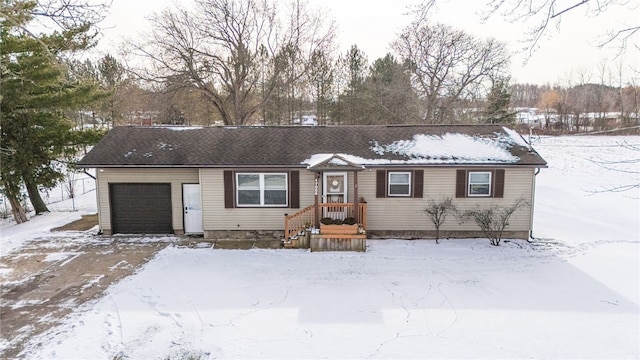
[236,173,287,206]
[388,172,411,196]
[468,171,491,196]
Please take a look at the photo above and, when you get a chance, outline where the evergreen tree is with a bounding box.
[97,54,126,127]
[334,45,368,124]
[362,54,421,124]
[68,54,139,128]
[0,1,106,222]
[307,50,334,125]
[485,78,516,124]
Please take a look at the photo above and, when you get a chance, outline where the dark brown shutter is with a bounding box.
[413,170,424,198]
[456,169,467,198]
[223,170,234,208]
[376,170,386,198]
[289,170,300,208]
[494,169,505,198]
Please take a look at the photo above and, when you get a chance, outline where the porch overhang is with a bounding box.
[306,154,365,172]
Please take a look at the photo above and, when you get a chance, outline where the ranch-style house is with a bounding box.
[78,124,547,250]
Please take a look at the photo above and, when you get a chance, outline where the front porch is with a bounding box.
[284,202,368,251]
[284,154,369,251]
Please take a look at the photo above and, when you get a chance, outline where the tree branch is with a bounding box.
[551,0,589,19]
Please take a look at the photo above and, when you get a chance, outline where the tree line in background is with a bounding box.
[80,52,640,131]
[511,81,640,131]
[1,0,638,224]
[70,0,638,130]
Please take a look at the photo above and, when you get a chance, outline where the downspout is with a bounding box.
[528,167,541,241]
[91,169,103,235]
[82,169,96,180]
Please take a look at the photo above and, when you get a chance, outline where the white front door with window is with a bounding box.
[323,172,347,219]
[182,184,203,233]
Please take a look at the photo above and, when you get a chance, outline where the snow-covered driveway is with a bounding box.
[22,238,639,359]
[0,232,171,358]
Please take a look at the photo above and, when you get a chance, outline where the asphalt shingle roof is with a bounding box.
[77,125,547,168]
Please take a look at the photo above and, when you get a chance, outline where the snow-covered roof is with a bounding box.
[78,125,547,168]
[303,127,531,166]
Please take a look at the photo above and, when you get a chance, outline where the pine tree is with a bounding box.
[97,54,126,127]
[485,78,516,124]
[308,50,334,125]
[1,1,106,222]
[363,53,421,124]
[334,45,368,124]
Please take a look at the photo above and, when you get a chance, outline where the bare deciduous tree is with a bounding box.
[415,0,637,71]
[64,170,77,211]
[621,83,640,126]
[510,83,543,108]
[127,0,334,126]
[393,21,509,124]
[479,0,639,56]
[33,0,110,30]
[589,140,640,195]
[538,88,563,128]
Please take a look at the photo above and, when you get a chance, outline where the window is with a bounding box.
[468,171,491,196]
[388,172,411,196]
[456,169,504,198]
[376,170,423,198]
[236,173,287,206]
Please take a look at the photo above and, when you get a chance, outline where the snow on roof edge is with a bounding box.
[502,127,530,147]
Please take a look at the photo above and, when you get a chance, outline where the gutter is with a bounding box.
[76,163,549,169]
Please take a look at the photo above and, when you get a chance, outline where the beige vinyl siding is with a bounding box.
[359,168,535,232]
[200,169,315,230]
[97,168,199,233]
[446,168,534,231]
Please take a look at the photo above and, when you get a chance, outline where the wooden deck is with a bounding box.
[284,203,367,252]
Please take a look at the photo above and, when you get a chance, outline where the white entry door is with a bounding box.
[323,172,347,219]
[182,184,203,233]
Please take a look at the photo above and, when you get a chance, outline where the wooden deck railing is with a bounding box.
[284,203,367,241]
[284,205,315,242]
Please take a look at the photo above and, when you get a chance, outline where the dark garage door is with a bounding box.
[110,183,172,234]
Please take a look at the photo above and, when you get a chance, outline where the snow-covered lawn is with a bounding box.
[4,135,639,359]
[0,184,98,256]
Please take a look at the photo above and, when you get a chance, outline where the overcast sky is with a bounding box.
[98,0,639,85]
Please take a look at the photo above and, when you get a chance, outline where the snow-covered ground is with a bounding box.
[0,188,98,256]
[2,135,638,359]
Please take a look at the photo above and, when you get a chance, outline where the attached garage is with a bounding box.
[109,183,173,234]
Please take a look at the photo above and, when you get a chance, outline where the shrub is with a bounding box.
[320,217,334,225]
[424,197,456,244]
[343,217,357,225]
[462,198,528,246]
